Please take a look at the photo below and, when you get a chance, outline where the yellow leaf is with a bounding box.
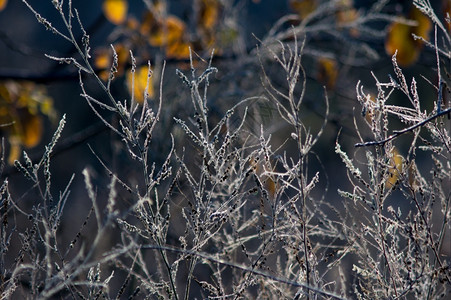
[127,66,154,104]
[385,21,419,66]
[199,0,220,28]
[166,41,191,59]
[94,50,110,70]
[386,147,403,189]
[7,143,20,165]
[0,0,7,11]
[102,0,128,25]
[8,110,43,149]
[94,44,128,81]
[317,58,338,89]
[21,113,42,148]
[385,6,432,66]
[165,17,185,44]
[0,81,54,164]
[411,6,432,40]
[148,16,186,47]
[94,48,112,81]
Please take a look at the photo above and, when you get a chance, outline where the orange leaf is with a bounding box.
[102,0,128,25]
[0,0,7,11]
[127,66,154,104]
[21,113,42,148]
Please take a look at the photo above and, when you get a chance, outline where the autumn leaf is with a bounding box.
[94,50,110,70]
[407,161,419,191]
[94,44,128,81]
[0,81,56,164]
[143,15,191,59]
[199,0,220,28]
[166,41,191,59]
[7,143,20,165]
[335,0,360,37]
[411,6,432,39]
[317,58,338,89]
[94,48,111,81]
[385,6,432,66]
[195,0,222,49]
[385,21,418,66]
[103,0,128,25]
[148,16,186,47]
[20,112,43,148]
[249,156,277,200]
[386,147,403,189]
[126,65,154,104]
[0,0,7,11]
[126,16,139,31]
[364,94,377,125]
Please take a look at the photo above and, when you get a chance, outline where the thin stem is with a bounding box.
[355,107,451,147]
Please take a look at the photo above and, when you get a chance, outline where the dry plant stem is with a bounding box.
[141,244,346,300]
[130,61,179,299]
[22,1,179,297]
[355,107,451,147]
[411,188,451,287]
[183,53,212,300]
[259,31,330,298]
[176,51,225,300]
[375,181,399,298]
[10,0,449,298]
[23,0,140,148]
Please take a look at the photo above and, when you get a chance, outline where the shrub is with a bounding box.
[1,0,449,299]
